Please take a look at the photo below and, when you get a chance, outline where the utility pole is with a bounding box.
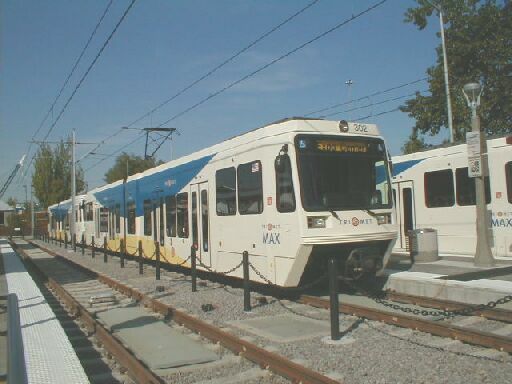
[439,9,454,143]
[425,0,454,142]
[71,129,76,248]
[463,83,494,267]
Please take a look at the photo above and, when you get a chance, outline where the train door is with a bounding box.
[190,182,211,267]
[152,197,165,245]
[394,181,415,249]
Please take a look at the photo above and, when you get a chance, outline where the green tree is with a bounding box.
[104,152,164,184]
[6,197,17,208]
[401,129,434,154]
[401,0,512,142]
[32,138,86,208]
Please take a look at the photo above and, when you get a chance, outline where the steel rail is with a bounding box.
[27,240,340,384]
[299,295,512,353]
[385,291,512,323]
[13,242,164,384]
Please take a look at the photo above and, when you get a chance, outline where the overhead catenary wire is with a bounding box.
[27,0,114,155]
[24,0,138,174]
[79,0,321,164]
[319,90,427,118]
[157,0,389,127]
[83,0,389,173]
[305,77,428,117]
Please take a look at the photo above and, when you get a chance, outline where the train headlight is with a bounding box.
[307,216,326,228]
[376,214,391,225]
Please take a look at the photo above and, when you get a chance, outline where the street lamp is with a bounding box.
[462,82,495,267]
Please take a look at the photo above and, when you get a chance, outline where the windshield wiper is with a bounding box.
[329,210,342,223]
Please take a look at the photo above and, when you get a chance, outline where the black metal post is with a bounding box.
[81,233,85,255]
[73,234,77,252]
[103,236,107,263]
[328,255,340,341]
[138,240,143,275]
[59,234,62,247]
[155,242,160,280]
[64,232,68,249]
[120,239,125,268]
[91,236,95,258]
[243,251,251,312]
[191,246,197,292]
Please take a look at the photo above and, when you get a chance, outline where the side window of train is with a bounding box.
[238,160,263,215]
[143,200,152,236]
[456,167,491,206]
[424,169,454,208]
[165,195,177,237]
[216,167,236,216]
[85,202,94,221]
[115,204,121,233]
[177,192,189,238]
[507,162,512,204]
[127,202,136,234]
[275,153,295,212]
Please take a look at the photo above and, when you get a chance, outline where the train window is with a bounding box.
[159,198,165,245]
[456,167,491,206]
[127,202,136,234]
[85,202,94,221]
[99,208,109,233]
[115,204,121,233]
[275,154,296,213]
[424,169,454,208]
[506,162,512,203]
[238,161,263,215]
[177,192,189,238]
[201,190,209,252]
[165,195,177,237]
[216,167,236,216]
[143,200,152,236]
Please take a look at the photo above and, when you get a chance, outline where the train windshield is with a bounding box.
[295,135,392,212]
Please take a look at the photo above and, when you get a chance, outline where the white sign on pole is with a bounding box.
[466,132,482,177]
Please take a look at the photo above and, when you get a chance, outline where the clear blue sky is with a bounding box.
[0,0,445,201]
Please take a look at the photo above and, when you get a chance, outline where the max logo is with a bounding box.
[491,218,512,228]
[263,232,280,245]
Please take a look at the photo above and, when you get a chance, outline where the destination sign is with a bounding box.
[316,140,368,153]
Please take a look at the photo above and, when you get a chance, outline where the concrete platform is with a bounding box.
[384,255,512,308]
[0,238,89,384]
[96,306,218,369]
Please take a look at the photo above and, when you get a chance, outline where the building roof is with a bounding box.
[0,200,15,211]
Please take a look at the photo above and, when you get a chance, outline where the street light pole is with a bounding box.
[425,1,454,142]
[463,83,494,267]
[439,9,454,143]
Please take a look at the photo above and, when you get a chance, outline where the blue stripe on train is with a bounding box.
[49,201,71,220]
[392,159,424,177]
[93,154,214,216]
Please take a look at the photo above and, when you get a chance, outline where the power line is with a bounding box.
[79,0,321,164]
[305,77,428,116]
[83,0,388,173]
[353,106,402,121]
[320,90,426,118]
[157,0,389,127]
[28,0,114,152]
[24,0,138,175]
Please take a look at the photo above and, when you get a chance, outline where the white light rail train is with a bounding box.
[49,118,397,287]
[392,135,512,259]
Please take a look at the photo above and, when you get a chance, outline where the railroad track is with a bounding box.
[13,240,340,384]
[299,292,512,353]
